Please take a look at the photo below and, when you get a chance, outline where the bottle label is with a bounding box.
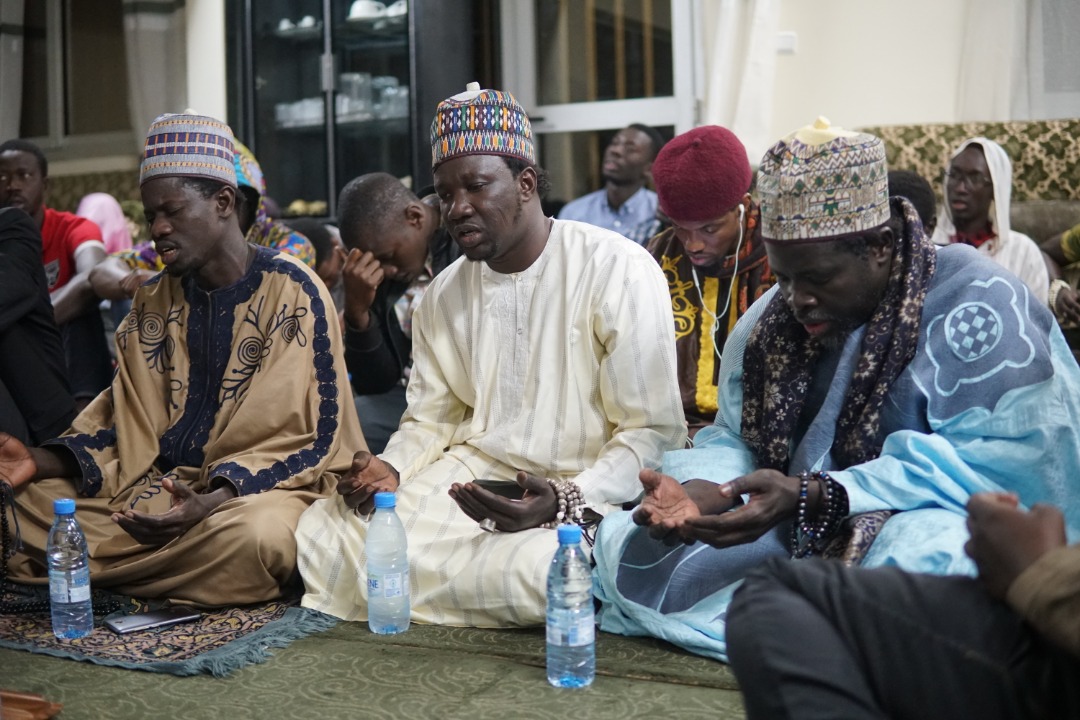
[368,569,408,599]
[546,612,595,647]
[49,566,91,603]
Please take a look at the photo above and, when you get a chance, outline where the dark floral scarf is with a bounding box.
[741,197,937,472]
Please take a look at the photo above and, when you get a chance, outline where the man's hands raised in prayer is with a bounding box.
[633,468,804,548]
[449,471,558,532]
[111,478,236,546]
[632,470,706,544]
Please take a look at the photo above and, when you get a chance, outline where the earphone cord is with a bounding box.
[691,204,746,363]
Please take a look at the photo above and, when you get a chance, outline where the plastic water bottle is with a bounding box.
[366,491,410,634]
[546,524,595,688]
[47,497,93,639]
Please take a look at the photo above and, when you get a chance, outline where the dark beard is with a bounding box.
[815,327,853,351]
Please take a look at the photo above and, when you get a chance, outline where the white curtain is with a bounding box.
[955,0,1039,121]
[701,0,780,165]
[0,0,24,140]
[123,0,188,150]
[955,0,1080,121]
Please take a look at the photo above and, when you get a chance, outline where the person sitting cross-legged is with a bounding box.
[296,84,686,627]
[591,117,1080,661]
[1,114,364,607]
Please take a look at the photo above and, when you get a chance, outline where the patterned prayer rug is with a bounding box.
[0,585,337,677]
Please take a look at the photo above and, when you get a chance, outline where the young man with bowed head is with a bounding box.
[296,85,686,627]
[332,172,461,453]
[0,114,364,606]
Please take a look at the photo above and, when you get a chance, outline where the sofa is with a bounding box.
[861,118,1080,243]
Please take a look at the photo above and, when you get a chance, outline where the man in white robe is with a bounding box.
[931,137,1048,304]
[296,84,686,626]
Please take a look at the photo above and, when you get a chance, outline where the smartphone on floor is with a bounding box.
[104,606,202,634]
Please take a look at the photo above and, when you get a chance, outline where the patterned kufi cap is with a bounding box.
[232,139,266,196]
[430,82,535,171]
[140,113,237,188]
[758,117,889,242]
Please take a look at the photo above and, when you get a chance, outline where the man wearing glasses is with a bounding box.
[931,137,1048,304]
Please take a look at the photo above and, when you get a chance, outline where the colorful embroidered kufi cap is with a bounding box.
[652,125,752,224]
[232,139,266,196]
[758,117,889,242]
[140,113,237,188]
[430,82,535,170]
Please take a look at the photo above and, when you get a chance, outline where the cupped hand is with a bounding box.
[111,477,231,546]
[631,470,706,544]
[337,451,400,514]
[0,432,36,490]
[679,469,799,548]
[965,492,1066,599]
[449,471,558,532]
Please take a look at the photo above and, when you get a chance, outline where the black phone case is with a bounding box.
[472,479,526,500]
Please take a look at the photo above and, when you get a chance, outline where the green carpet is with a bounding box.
[1,623,746,719]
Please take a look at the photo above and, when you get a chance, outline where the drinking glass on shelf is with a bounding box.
[382,86,409,118]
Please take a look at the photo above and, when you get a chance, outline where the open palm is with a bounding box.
[633,469,702,528]
[0,432,36,490]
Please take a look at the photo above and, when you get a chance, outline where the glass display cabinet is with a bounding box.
[227,0,478,218]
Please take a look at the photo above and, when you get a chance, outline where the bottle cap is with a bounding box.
[556,524,581,545]
[53,498,76,515]
[373,491,396,509]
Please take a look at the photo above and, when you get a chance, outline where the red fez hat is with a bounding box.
[652,125,752,224]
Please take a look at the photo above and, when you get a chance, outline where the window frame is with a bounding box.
[23,0,136,163]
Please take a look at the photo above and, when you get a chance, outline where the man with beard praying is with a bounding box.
[591,117,1080,662]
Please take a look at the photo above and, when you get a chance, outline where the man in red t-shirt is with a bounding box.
[0,139,112,405]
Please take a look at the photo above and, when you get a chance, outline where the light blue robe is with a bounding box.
[593,244,1080,661]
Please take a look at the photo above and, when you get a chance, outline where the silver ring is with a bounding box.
[479,517,497,533]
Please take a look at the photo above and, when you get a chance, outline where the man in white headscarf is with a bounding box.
[931,137,1048,304]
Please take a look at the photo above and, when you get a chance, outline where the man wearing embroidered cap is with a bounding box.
[297,84,686,626]
[645,125,775,435]
[592,118,1080,661]
[0,113,364,606]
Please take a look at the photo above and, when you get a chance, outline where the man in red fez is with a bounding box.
[646,125,775,436]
